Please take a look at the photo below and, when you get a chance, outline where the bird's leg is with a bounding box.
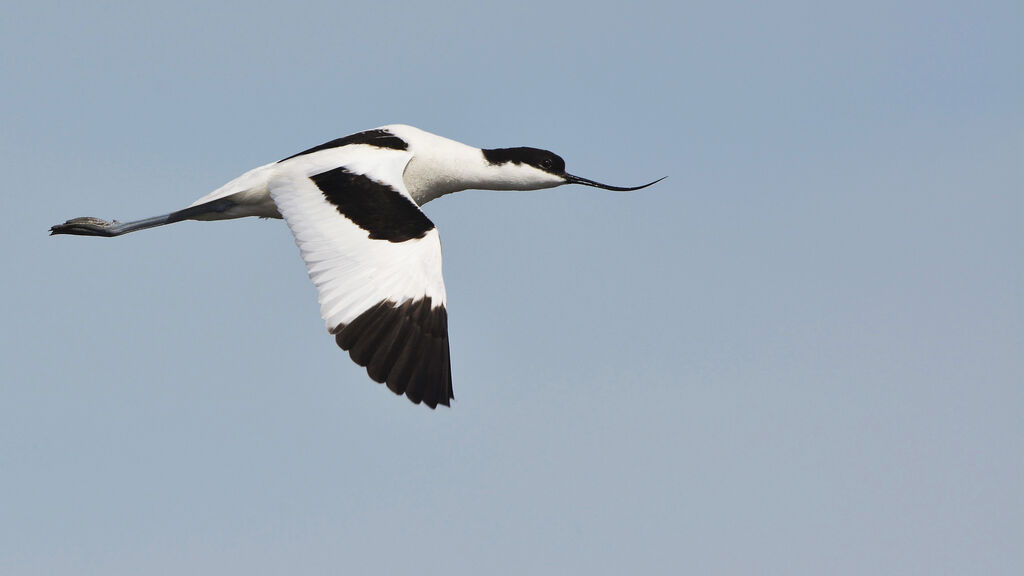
[50,214,174,237]
[50,198,237,237]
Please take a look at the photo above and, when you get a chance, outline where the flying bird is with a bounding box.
[50,125,662,408]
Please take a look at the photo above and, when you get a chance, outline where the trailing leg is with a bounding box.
[50,198,238,237]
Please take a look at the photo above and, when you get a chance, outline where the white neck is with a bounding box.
[388,125,563,205]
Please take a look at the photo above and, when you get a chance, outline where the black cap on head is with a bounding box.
[482,147,566,174]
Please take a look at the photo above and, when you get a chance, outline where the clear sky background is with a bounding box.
[1,1,1020,574]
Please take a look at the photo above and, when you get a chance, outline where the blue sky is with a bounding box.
[1,1,1020,574]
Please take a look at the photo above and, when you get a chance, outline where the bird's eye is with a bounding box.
[540,158,553,169]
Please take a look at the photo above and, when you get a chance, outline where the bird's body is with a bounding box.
[51,125,661,408]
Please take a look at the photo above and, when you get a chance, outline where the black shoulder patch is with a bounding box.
[482,147,566,174]
[333,297,453,409]
[279,128,408,162]
[311,166,434,243]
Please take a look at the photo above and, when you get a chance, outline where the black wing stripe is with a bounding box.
[279,128,409,162]
[333,298,452,408]
[310,167,434,243]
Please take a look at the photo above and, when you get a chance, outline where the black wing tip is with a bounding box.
[406,392,453,410]
[333,297,452,410]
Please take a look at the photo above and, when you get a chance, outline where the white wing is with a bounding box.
[268,146,452,408]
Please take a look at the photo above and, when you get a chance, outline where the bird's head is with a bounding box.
[481,147,664,192]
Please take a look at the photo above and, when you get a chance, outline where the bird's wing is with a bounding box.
[268,147,452,408]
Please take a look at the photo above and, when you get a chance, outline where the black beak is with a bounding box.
[563,173,665,191]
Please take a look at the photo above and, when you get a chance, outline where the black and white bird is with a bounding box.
[51,125,662,408]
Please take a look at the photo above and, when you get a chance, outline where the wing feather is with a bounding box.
[268,147,452,407]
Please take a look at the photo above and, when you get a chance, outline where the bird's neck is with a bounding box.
[401,139,496,204]
[402,138,559,205]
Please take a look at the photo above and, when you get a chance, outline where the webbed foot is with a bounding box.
[50,217,121,237]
